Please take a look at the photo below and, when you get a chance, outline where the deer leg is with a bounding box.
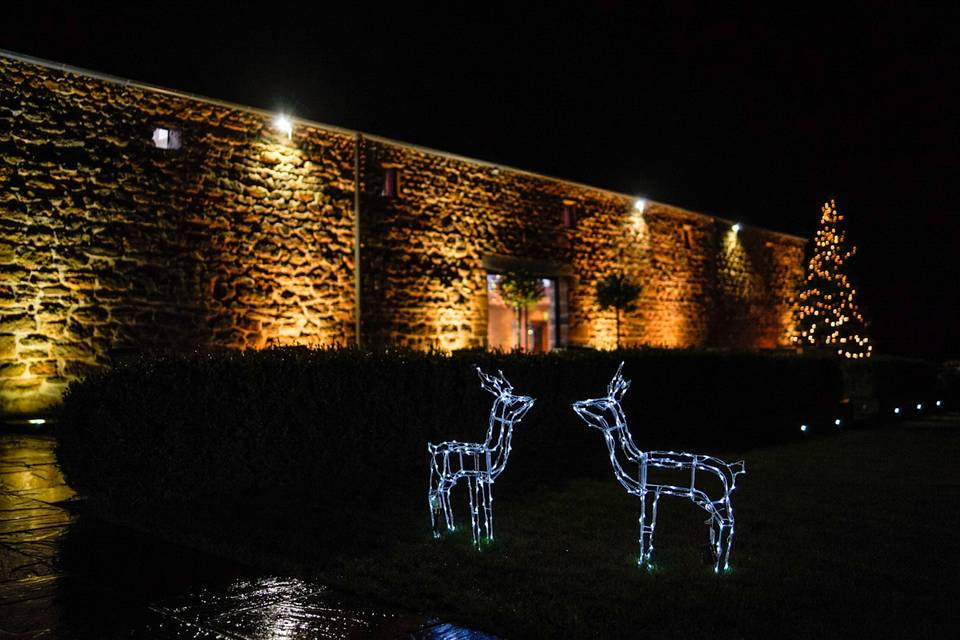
[428,456,443,539]
[441,481,455,533]
[716,517,735,572]
[479,475,494,543]
[704,501,735,572]
[638,491,659,567]
[705,511,729,573]
[467,476,480,546]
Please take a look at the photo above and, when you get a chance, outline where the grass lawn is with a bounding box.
[320,415,960,639]
[99,414,960,639]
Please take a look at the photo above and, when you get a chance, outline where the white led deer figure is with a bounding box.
[428,368,535,546]
[572,363,746,572]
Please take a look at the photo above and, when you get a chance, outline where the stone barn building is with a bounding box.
[0,50,806,416]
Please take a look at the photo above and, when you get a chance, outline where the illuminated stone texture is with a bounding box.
[362,142,806,351]
[0,53,805,415]
[0,56,357,414]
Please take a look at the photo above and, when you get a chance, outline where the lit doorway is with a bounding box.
[487,274,557,352]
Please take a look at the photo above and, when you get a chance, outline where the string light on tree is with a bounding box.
[793,199,873,359]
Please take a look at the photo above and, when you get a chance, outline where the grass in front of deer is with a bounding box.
[323,418,959,639]
[83,416,959,639]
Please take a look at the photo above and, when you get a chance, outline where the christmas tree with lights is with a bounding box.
[794,199,873,359]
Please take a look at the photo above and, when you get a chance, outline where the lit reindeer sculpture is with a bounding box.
[572,363,746,572]
[428,368,535,546]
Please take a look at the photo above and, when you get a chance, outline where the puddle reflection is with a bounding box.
[0,434,498,639]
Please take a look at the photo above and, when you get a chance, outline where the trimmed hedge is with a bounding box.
[842,356,944,419]
[56,347,844,509]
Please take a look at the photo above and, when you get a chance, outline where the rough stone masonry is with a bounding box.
[0,51,805,416]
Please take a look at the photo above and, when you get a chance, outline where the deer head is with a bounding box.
[572,362,631,431]
[475,367,535,422]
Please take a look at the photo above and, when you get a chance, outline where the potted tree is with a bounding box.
[596,273,641,349]
[497,271,545,351]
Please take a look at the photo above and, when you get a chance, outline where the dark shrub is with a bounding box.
[56,347,843,510]
[843,356,942,419]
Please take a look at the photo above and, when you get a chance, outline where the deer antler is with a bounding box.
[476,366,507,396]
[607,361,631,400]
[496,369,514,394]
[475,367,516,396]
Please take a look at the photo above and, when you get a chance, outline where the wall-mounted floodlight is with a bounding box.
[273,114,293,139]
[731,223,742,233]
[634,198,647,214]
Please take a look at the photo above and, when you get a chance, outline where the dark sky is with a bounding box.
[3,2,958,359]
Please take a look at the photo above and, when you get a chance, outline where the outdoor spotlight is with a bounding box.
[834,418,842,426]
[894,407,901,414]
[936,400,943,407]
[634,198,647,213]
[732,223,742,233]
[273,114,293,139]
[800,424,808,432]
[28,418,46,425]
[916,403,923,411]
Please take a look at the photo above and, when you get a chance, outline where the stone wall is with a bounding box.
[361,139,805,351]
[0,55,357,415]
[0,52,806,416]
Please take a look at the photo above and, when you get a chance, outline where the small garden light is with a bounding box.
[834,418,842,426]
[936,400,943,407]
[916,403,923,411]
[28,418,46,425]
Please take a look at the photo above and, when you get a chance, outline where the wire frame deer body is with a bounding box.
[428,368,535,546]
[572,363,746,572]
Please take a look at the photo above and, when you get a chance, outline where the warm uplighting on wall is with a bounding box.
[273,114,293,139]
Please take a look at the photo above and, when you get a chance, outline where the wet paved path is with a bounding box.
[0,432,494,639]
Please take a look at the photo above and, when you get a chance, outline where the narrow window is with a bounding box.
[562,200,577,228]
[680,224,694,248]
[382,166,400,197]
[152,127,181,150]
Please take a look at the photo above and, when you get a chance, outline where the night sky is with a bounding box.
[3,2,958,358]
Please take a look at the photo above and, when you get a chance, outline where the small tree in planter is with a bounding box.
[596,273,641,349]
[497,271,545,350]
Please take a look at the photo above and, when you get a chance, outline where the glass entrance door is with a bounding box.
[487,274,557,352]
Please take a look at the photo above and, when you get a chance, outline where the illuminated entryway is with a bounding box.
[486,274,558,352]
